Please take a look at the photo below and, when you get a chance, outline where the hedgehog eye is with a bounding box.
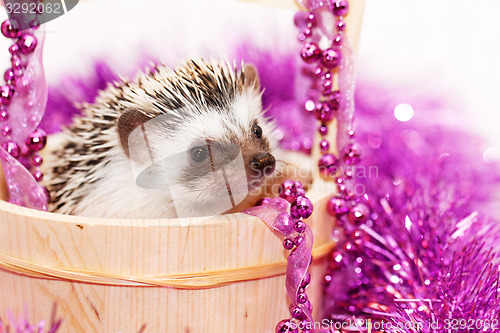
[190,146,209,163]
[253,125,263,139]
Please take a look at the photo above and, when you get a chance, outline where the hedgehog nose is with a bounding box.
[251,153,276,171]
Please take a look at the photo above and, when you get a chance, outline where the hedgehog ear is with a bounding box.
[242,63,260,89]
[117,109,151,159]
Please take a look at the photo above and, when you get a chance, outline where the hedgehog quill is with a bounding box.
[42,59,304,219]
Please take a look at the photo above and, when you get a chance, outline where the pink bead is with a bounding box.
[294,220,306,233]
[344,167,354,179]
[313,66,323,77]
[289,305,304,320]
[300,42,321,63]
[1,141,19,158]
[336,20,346,31]
[314,102,335,122]
[318,124,328,136]
[27,129,47,151]
[291,196,313,219]
[297,31,308,42]
[32,153,43,166]
[318,153,337,176]
[295,12,316,29]
[0,85,14,106]
[320,48,341,69]
[332,0,349,16]
[297,292,308,304]
[333,34,343,46]
[33,168,43,182]
[11,55,23,69]
[0,109,8,121]
[280,179,303,202]
[306,12,316,27]
[17,33,38,54]
[276,319,298,333]
[279,179,295,201]
[347,203,370,225]
[1,20,20,39]
[9,44,20,55]
[1,125,11,136]
[294,235,304,247]
[343,142,362,165]
[327,197,349,216]
[4,69,15,83]
[320,140,330,152]
[283,238,294,250]
[323,79,333,95]
[343,241,356,253]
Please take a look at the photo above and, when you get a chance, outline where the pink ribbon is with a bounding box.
[244,197,314,324]
[0,29,48,210]
[296,0,331,11]
[336,38,356,153]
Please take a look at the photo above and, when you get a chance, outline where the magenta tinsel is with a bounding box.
[0,310,61,333]
[322,82,500,331]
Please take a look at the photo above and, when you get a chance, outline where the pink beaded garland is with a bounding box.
[267,180,313,332]
[0,16,48,190]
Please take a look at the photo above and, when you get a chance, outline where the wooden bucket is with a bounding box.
[0,174,335,332]
[0,1,365,331]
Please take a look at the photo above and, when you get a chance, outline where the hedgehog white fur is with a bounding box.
[43,59,281,219]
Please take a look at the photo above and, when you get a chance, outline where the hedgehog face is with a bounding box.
[117,61,276,217]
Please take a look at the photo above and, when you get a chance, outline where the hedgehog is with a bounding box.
[42,59,293,219]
